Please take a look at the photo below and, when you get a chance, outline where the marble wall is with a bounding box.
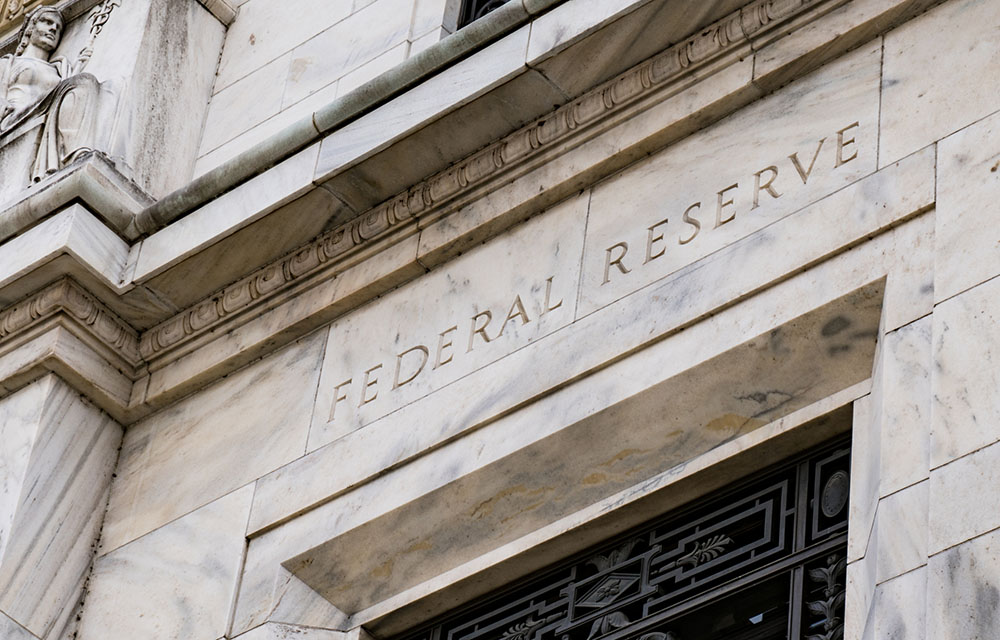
[195,0,461,173]
[3,0,999,638]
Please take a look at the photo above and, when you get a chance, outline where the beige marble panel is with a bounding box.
[0,376,120,640]
[930,276,1000,467]
[200,53,292,155]
[101,332,326,555]
[935,108,1000,303]
[308,193,588,450]
[195,80,338,176]
[879,317,932,496]
[879,0,1000,167]
[354,390,864,634]
[282,0,414,109]
[875,481,928,584]
[927,527,1000,640]
[249,153,935,534]
[872,567,927,640]
[77,485,253,640]
[214,0,354,92]
[928,440,1000,555]
[409,27,445,55]
[579,41,881,315]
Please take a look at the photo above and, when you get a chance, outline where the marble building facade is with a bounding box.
[0,0,996,638]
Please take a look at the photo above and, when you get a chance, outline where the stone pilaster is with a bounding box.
[0,374,121,640]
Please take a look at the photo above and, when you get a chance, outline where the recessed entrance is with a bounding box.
[395,437,850,640]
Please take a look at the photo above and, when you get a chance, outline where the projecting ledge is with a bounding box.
[0,153,153,243]
[281,281,884,633]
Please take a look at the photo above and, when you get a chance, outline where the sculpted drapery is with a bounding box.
[0,6,99,182]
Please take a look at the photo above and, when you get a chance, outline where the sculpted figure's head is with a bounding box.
[16,7,64,56]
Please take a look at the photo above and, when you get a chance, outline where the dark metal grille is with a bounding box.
[458,0,513,29]
[396,437,850,640]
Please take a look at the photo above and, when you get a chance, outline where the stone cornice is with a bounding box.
[139,0,824,361]
[0,277,140,366]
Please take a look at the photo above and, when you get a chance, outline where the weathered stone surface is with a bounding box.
[872,567,927,640]
[935,108,1000,303]
[879,317,932,496]
[579,41,881,315]
[927,527,1000,640]
[309,193,588,450]
[0,376,120,640]
[3,0,999,638]
[101,332,325,555]
[929,439,1000,555]
[930,276,1000,468]
[77,485,253,640]
[875,480,928,583]
[880,0,1000,167]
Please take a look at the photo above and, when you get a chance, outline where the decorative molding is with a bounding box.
[139,0,821,360]
[0,277,140,364]
[2,0,49,25]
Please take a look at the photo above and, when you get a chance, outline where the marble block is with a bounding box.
[845,531,878,640]
[848,387,880,564]
[930,276,1000,467]
[929,440,1000,555]
[879,0,1000,167]
[76,485,254,640]
[935,109,1000,303]
[927,527,1000,640]
[879,317,932,496]
[875,480,928,584]
[0,376,120,640]
[872,567,927,640]
[199,53,291,155]
[281,0,414,109]
[309,193,588,451]
[213,0,354,93]
[579,41,881,315]
[101,332,326,555]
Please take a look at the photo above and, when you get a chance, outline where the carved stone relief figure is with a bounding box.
[0,6,99,182]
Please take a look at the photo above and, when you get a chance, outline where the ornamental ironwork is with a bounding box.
[397,437,850,640]
[458,0,512,29]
